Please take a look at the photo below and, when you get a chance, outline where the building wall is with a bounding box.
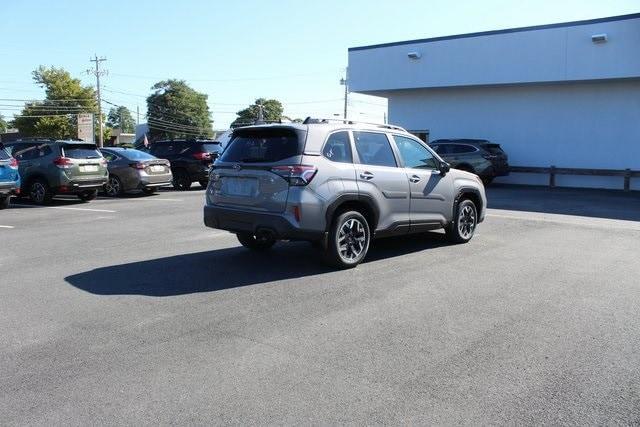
[383,79,640,190]
[349,15,640,92]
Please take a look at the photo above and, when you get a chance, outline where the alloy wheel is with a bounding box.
[337,218,367,262]
[30,182,46,204]
[458,204,476,239]
[105,177,121,196]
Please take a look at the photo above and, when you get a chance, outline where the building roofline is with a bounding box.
[348,12,640,52]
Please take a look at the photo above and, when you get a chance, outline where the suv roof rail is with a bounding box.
[302,117,407,132]
[14,137,57,142]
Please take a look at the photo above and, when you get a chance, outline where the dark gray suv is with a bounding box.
[204,119,486,268]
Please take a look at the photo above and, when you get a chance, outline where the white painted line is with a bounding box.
[137,198,183,202]
[487,208,640,231]
[0,225,14,229]
[11,204,116,213]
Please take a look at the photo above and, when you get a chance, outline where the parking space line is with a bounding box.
[11,204,116,213]
[0,225,15,229]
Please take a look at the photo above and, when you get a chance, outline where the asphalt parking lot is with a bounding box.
[1,185,640,424]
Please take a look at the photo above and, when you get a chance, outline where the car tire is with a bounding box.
[236,232,276,251]
[29,179,53,205]
[446,198,478,244]
[0,195,9,210]
[324,210,370,269]
[142,187,156,195]
[172,169,191,191]
[104,175,124,197]
[199,180,209,189]
[77,190,98,202]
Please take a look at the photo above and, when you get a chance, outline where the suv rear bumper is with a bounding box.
[204,205,324,241]
[0,181,20,195]
[56,178,108,193]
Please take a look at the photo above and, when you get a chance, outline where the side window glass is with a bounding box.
[353,131,397,167]
[102,152,116,162]
[459,145,477,153]
[14,145,36,160]
[322,131,352,163]
[36,145,52,158]
[393,135,438,169]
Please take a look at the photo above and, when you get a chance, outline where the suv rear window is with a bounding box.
[62,144,102,159]
[120,150,156,161]
[221,128,302,163]
[199,143,222,154]
[0,146,9,160]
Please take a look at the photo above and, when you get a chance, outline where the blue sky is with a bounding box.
[0,0,637,129]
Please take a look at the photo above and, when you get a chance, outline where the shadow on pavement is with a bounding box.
[487,184,640,222]
[65,232,450,297]
[9,196,92,209]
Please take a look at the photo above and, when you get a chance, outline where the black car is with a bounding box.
[430,139,509,185]
[146,139,222,190]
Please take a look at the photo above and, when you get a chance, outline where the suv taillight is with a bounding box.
[53,157,73,169]
[192,152,211,161]
[271,165,318,186]
[9,158,18,169]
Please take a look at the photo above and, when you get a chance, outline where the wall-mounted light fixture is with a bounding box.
[407,51,422,60]
[591,33,608,43]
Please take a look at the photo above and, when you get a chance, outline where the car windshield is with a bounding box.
[220,128,301,163]
[63,144,102,159]
[120,149,156,161]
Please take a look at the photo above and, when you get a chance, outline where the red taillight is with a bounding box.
[292,205,301,222]
[53,157,73,169]
[9,158,18,169]
[271,165,318,186]
[192,152,211,161]
[129,162,145,170]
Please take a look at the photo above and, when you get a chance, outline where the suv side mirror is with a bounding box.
[439,161,450,176]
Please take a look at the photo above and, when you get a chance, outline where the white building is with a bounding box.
[348,13,640,190]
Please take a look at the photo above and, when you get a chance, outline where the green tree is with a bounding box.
[146,79,213,140]
[0,114,7,133]
[231,98,284,128]
[13,66,98,140]
[107,106,135,133]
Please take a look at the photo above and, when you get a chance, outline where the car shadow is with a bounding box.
[9,196,92,209]
[487,184,640,222]
[65,232,450,297]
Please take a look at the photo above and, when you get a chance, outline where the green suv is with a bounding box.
[5,139,108,204]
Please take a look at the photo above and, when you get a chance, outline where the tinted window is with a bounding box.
[120,149,156,161]
[200,143,222,154]
[483,143,504,155]
[449,144,477,154]
[394,136,438,169]
[149,143,174,156]
[432,144,448,155]
[353,131,396,167]
[14,144,50,160]
[322,131,352,163]
[63,144,101,159]
[101,151,118,162]
[221,128,301,163]
[0,147,10,160]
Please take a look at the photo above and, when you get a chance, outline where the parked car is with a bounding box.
[429,139,509,185]
[0,143,21,209]
[147,139,222,190]
[204,119,486,269]
[100,147,172,196]
[4,139,108,204]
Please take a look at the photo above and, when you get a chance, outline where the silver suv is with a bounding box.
[204,119,486,268]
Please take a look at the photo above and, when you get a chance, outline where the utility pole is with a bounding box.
[87,55,107,147]
[136,105,140,126]
[340,68,348,120]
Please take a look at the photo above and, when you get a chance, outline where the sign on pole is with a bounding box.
[77,113,95,143]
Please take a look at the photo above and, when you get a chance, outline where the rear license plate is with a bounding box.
[79,165,98,172]
[150,165,165,173]
[223,177,257,196]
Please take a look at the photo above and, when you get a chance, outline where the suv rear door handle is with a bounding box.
[409,175,421,183]
[360,171,374,180]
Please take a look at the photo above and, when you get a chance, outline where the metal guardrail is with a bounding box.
[510,166,640,191]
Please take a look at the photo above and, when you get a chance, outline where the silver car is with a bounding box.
[100,148,172,196]
[204,118,487,268]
